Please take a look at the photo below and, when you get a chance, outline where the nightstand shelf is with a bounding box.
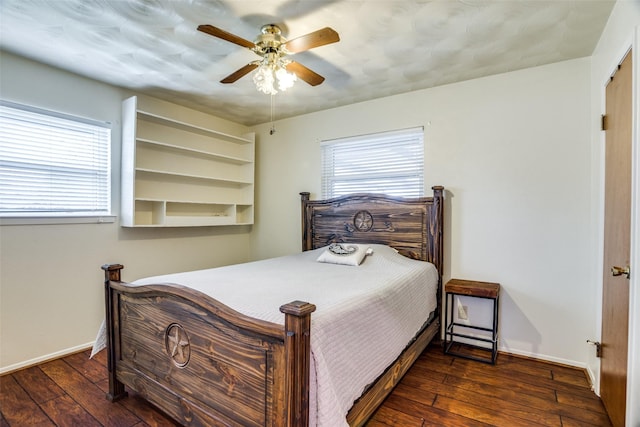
[444,278,500,364]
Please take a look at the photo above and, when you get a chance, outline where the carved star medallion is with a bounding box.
[165,324,190,367]
[353,210,373,231]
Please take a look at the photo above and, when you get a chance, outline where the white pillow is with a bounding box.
[316,243,371,266]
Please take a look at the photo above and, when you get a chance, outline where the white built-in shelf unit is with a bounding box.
[121,95,255,227]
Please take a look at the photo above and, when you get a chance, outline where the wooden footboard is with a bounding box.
[102,264,315,426]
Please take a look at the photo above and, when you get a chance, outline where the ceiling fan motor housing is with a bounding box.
[255,24,286,52]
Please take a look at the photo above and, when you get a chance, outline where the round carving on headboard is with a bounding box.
[353,210,373,232]
[165,323,190,367]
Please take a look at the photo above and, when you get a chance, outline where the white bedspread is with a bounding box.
[98,244,438,427]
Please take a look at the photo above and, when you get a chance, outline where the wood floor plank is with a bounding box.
[387,381,438,406]
[0,375,54,426]
[491,355,554,379]
[63,350,108,384]
[449,357,600,400]
[368,405,426,427]
[91,349,107,367]
[398,378,562,426]
[551,364,591,379]
[363,418,393,427]
[433,394,555,427]
[118,393,181,427]
[556,404,613,426]
[413,358,558,402]
[405,362,448,384]
[560,414,611,427]
[38,359,140,427]
[442,371,558,409]
[381,392,491,427]
[551,369,591,388]
[95,377,110,395]
[496,351,568,372]
[556,389,608,413]
[39,394,101,427]
[434,395,561,427]
[441,372,611,426]
[12,366,65,404]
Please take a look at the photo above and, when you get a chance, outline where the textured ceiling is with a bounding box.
[0,0,615,126]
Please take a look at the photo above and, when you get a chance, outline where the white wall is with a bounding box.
[589,1,640,425]
[0,52,253,372]
[251,58,595,367]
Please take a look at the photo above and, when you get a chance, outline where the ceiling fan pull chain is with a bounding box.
[270,94,276,135]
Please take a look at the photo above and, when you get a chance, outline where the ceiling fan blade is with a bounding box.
[221,63,259,84]
[285,61,325,86]
[197,24,256,49]
[283,27,339,53]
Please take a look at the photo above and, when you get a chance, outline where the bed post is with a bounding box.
[430,186,444,277]
[280,300,316,427]
[101,264,128,402]
[430,185,445,319]
[300,192,311,252]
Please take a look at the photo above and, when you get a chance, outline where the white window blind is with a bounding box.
[321,127,424,199]
[0,101,111,217]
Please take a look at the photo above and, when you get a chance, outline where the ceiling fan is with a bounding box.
[197,23,340,94]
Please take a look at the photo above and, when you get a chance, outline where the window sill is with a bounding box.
[0,215,116,226]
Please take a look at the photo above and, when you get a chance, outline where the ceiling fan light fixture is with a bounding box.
[253,63,277,95]
[276,65,297,91]
[253,58,297,95]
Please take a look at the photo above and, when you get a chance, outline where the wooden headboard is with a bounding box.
[300,186,444,277]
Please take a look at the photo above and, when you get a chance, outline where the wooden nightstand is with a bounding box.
[443,278,500,364]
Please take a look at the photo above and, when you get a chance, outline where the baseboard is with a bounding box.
[498,346,587,370]
[0,342,94,375]
[436,339,589,371]
[585,365,599,393]
[496,346,597,391]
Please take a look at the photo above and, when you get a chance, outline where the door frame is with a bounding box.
[596,29,639,426]
[628,27,640,426]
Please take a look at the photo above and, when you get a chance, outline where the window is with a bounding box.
[320,127,424,199]
[0,100,111,219]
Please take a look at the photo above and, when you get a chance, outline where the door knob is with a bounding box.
[611,265,630,279]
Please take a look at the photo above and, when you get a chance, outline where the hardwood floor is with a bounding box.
[0,343,611,426]
[367,343,612,427]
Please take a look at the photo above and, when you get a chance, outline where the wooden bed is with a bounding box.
[101,186,444,426]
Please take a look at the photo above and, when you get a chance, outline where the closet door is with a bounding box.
[600,49,632,427]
